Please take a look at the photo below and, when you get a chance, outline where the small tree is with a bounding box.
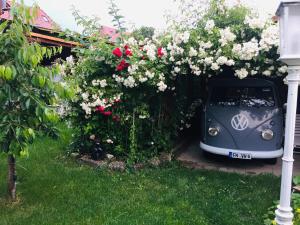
[0,3,71,201]
[132,26,155,40]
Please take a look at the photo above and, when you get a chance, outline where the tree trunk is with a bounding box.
[7,154,16,201]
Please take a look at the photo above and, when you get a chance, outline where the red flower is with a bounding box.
[125,49,132,56]
[103,111,112,116]
[116,59,129,71]
[112,47,122,58]
[157,47,164,58]
[95,106,105,112]
[124,45,129,50]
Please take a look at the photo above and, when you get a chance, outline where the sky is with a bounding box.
[23,0,280,31]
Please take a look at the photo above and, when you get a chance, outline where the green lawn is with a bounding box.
[0,125,280,225]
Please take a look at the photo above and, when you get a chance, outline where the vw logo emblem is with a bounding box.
[231,114,249,131]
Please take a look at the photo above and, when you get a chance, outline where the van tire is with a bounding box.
[202,150,214,159]
[264,158,277,165]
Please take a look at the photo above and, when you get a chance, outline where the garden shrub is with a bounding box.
[65,0,287,162]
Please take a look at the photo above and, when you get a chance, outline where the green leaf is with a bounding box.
[31,55,39,67]
[4,67,13,81]
[294,176,300,185]
[0,21,8,33]
[0,65,5,78]
[25,98,31,109]
[37,75,46,87]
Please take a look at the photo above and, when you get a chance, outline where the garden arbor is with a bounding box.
[275,0,300,224]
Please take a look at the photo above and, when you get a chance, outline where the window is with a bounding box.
[210,86,275,107]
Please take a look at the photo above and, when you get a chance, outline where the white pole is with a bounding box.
[275,66,300,225]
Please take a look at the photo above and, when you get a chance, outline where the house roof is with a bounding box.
[100,25,120,42]
[0,0,57,30]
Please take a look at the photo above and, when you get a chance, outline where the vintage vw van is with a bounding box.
[200,78,284,160]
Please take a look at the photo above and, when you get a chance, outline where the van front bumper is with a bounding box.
[200,142,283,159]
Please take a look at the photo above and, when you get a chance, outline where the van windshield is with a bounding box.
[210,86,275,107]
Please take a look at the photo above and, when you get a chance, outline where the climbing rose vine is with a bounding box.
[66,0,287,161]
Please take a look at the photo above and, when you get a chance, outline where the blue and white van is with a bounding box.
[200,78,284,160]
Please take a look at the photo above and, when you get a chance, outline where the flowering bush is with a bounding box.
[66,0,287,161]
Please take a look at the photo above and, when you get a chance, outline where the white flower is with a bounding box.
[194,70,201,76]
[113,75,124,83]
[205,20,215,32]
[81,92,89,101]
[263,70,271,76]
[138,76,148,83]
[145,71,155,79]
[143,43,157,61]
[186,124,191,128]
[128,64,139,74]
[172,31,190,44]
[99,79,107,88]
[198,47,206,57]
[123,76,136,88]
[226,59,235,66]
[89,134,95,140]
[126,37,137,46]
[268,66,275,71]
[190,64,201,76]
[92,80,98,86]
[244,16,265,29]
[174,67,181,73]
[211,63,220,71]
[219,27,236,46]
[189,47,198,57]
[106,139,114,144]
[80,102,91,115]
[204,57,213,65]
[66,55,74,65]
[216,56,228,65]
[278,65,288,74]
[232,44,242,54]
[235,68,248,79]
[233,38,259,60]
[157,81,167,92]
[259,25,279,51]
[200,41,213,49]
[96,56,105,62]
[139,115,147,119]
[159,73,165,81]
[182,31,190,43]
[251,70,258,75]
[106,154,114,159]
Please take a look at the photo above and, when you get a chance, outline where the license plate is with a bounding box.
[229,152,252,160]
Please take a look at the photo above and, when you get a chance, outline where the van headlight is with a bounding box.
[208,127,219,136]
[262,129,274,140]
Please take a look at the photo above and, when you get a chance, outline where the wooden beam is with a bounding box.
[0,1,3,15]
[29,32,81,47]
